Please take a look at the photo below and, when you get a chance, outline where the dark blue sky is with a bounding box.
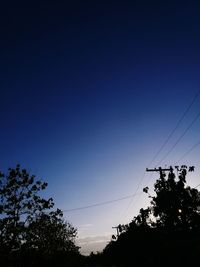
[1,0,200,253]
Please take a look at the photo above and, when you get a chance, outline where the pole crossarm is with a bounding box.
[112,226,120,237]
[146,166,173,172]
[146,167,174,189]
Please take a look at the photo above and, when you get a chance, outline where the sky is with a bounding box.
[1,0,200,254]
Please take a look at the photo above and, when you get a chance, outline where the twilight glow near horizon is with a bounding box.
[1,0,200,254]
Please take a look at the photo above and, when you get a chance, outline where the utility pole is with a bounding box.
[146,166,173,175]
[146,166,173,188]
[112,225,120,237]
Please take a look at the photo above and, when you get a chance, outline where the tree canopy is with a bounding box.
[141,165,200,230]
[0,165,80,266]
[101,165,200,267]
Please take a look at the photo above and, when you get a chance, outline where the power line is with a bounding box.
[120,90,200,221]
[194,183,200,189]
[60,182,200,214]
[119,172,147,222]
[62,192,143,212]
[175,139,200,164]
[148,89,200,167]
[157,110,200,165]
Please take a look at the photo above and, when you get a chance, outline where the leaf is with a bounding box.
[189,166,195,172]
[143,187,149,193]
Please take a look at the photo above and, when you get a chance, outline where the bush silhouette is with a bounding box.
[101,165,200,267]
[0,165,82,267]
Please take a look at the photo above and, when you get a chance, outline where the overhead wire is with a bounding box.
[62,91,200,219]
[157,110,200,166]
[62,191,143,212]
[120,89,200,222]
[148,89,200,167]
[60,183,200,213]
[119,172,147,222]
[174,139,200,164]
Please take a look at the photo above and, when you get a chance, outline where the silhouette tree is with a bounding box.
[0,164,54,251]
[102,165,200,267]
[145,165,200,230]
[0,165,81,267]
[25,208,79,255]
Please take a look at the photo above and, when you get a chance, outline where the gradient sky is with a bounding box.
[1,0,200,254]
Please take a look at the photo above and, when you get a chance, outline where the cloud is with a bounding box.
[77,234,112,255]
[79,223,93,228]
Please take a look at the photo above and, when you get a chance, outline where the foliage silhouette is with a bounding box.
[26,209,79,254]
[0,165,54,251]
[0,165,82,267]
[99,165,200,267]
[1,164,200,267]
[148,165,200,231]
